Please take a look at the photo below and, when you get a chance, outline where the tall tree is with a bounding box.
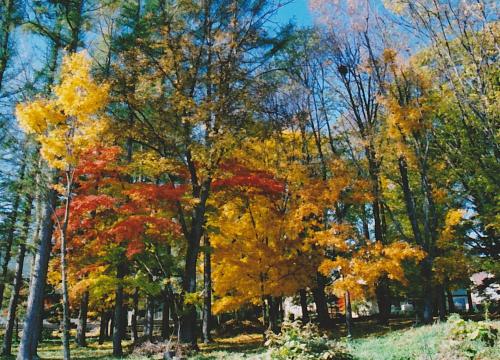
[1,194,32,355]
[17,52,109,360]
[111,0,289,345]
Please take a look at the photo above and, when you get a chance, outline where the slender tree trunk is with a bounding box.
[367,148,391,325]
[345,291,353,337]
[467,290,474,313]
[76,291,89,347]
[59,180,73,360]
[2,245,27,355]
[447,290,455,313]
[131,288,139,343]
[112,261,126,356]
[361,204,370,242]
[110,313,114,337]
[202,235,212,343]
[17,176,57,360]
[299,289,309,323]
[67,0,83,53]
[261,296,267,327]
[0,0,15,91]
[398,156,423,245]
[145,296,154,341]
[277,297,284,322]
[0,164,25,307]
[437,285,447,321]
[161,290,170,340]
[2,195,32,355]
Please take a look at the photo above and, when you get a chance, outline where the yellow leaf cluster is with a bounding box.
[16,52,109,170]
[320,241,425,300]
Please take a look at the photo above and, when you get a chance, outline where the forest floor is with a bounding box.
[2,316,498,359]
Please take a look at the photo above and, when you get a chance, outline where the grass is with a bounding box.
[2,318,498,359]
[348,321,451,360]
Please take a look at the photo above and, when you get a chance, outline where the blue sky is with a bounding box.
[274,0,313,26]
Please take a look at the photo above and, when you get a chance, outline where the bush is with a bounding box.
[265,321,352,360]
[436,314,499,360]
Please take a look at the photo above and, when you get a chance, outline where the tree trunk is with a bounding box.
[161,290,170,340]
[261,296,267,327]
[267,296,279,334]
[436,285,447,321]
[202,235,212,343]
[0,0,15,91]
[312,274,332,329]
[76,291,89,347]
[59,181,73,360]
[361,204,370,242]
[299,289,309,323]
[447,290,455,313]
[421,258,434,324]
[2,196,32,355]
[345,291,353,337]
[131,288,139,343]
[112,261,126,356]
[467,290,474,313]
[366,148,391,325]
[0,164,25,307]
[17,181,57,360]
[180,251,199,345]
[179,182,211,346]
[145,296,154,341]
[121,304,128,340]
[110,313,114,337]
[376,278,391,325]
[2,242,27,355]
[398,156,423,245]
[67,0,83,53]
[277,297,284,322]
[99,311,108,344]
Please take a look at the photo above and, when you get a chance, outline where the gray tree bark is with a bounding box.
[0,163,26,307]
[131,288,139,343]
[145,295,154,341]
[2,195,32,355]
[17,179,57,360]
[202,235,212,343]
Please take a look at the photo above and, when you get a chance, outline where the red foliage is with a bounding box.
[71,194,116,214]
[57,145,184,262]
[109,215,181,258]
[125,183,186,205]
[213,160,285,195]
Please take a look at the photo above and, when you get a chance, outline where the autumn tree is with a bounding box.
[110,0,291,346]
[17,52,109,359]
[384,0,499,279]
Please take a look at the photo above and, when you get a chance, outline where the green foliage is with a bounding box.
[265,321,352,360]
[439,314,499,359]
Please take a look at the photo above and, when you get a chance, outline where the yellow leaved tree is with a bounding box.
[16,52,109,359]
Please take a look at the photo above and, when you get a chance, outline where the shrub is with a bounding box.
[265,321,352,360]
[436,314,499,360]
